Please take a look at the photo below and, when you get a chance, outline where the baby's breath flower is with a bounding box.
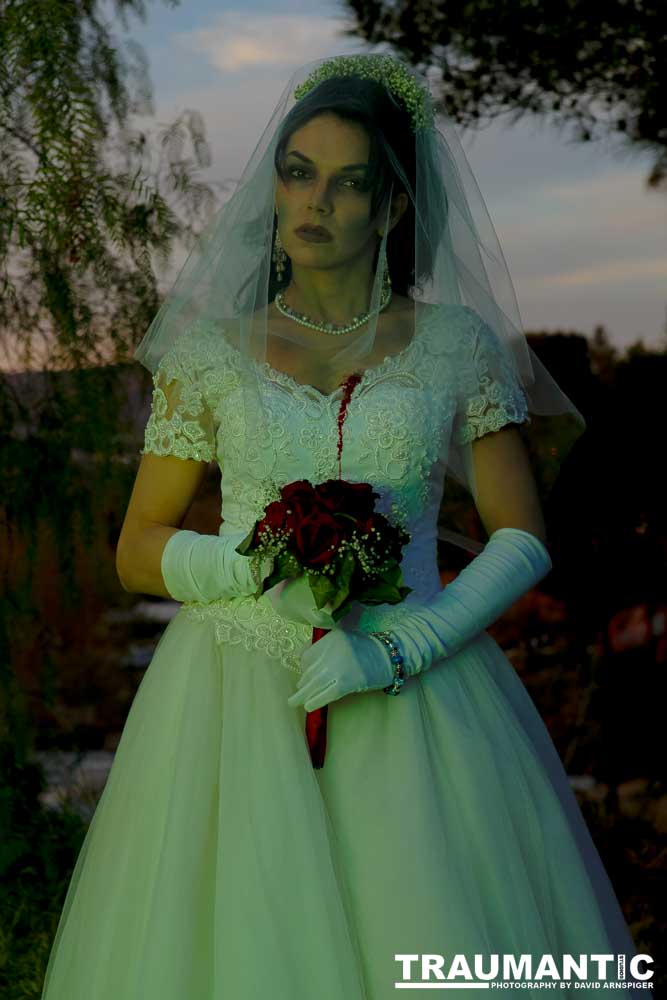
[293,54,435,133]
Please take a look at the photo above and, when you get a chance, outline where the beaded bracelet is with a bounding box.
[371,630,406,695]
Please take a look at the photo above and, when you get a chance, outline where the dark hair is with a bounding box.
[270,76,419,301]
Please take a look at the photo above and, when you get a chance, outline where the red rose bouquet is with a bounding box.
[235,478,411,766]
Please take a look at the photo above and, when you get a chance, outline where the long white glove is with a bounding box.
[161,528,274,603]
[383,526,552,677]
[286,527,552,712]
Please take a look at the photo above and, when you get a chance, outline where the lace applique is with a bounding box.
[453,308,531,445]
[140,335,217,463]
[353,363,448,529]
[296,411,341,482]
[253,380,342,486]
[182,595,313,675]
[177,311,450,531]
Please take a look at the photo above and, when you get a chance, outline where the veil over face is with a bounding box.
[133,53,585,555]
[269,110,410,394]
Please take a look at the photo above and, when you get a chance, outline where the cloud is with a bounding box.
[493,167,666,290]
[180,13,362,73]
[531,256,667,290]
[498,170,665,237]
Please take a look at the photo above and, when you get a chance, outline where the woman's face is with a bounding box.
[275,112,392,274]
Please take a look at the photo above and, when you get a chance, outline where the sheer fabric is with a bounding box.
[41,321,642,996]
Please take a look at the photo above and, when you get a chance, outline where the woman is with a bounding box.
[40,55,645,999]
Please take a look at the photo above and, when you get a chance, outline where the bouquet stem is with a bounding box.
[306,626,330,768]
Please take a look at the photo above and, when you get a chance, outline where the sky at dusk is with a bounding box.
[112,0,666,351]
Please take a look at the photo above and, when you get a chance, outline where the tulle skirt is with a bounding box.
[40,605,643,999]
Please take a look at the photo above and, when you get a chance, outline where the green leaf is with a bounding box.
[364,582,403,603]
[355,578,413,605]
[340,549,356,586]
[328,550,356,611]
[258,552,294,592]
[375,562,401,586]
[309,570,337,608]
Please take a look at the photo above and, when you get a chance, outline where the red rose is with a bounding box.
[291,510,343,568]
[262,499,289,534]
[317,479,379,520]
[280,480,318,505]
[276,481,322,535]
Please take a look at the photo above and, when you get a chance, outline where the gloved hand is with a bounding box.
[160,528,274,603]
[287,628,394,711]
[286,527,551,711]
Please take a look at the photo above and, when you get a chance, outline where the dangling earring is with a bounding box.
[378,236,392,300]
[272,225,288,283]
[382,250,392,295]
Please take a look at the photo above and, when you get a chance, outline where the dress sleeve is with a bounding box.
[453,308,531,446]
[139,338,217,463]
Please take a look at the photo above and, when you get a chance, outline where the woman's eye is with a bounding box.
[287,168,361,189]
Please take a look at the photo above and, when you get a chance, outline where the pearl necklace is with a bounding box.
[275,285,392,334]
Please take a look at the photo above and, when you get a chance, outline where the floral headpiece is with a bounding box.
[293,54,436,133]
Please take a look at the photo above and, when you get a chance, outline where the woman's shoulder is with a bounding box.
[408,298,476,325]
[415,301,479,357]
[181,318,238,356]
[152,320,234,384]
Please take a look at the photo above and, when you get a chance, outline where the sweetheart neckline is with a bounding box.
[207,306,440,402]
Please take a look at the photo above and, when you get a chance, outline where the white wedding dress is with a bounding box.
[40,304,642,999]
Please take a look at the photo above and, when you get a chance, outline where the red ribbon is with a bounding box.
[305,626,330,768]
[305,372,362,769]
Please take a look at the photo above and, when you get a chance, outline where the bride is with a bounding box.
[40,54,645,999]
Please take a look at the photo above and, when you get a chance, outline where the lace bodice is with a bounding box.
[139,303,529,672]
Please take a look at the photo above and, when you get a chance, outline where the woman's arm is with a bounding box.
[119,338,271,603]
[470,424,547,545]
[116,452,209,598]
